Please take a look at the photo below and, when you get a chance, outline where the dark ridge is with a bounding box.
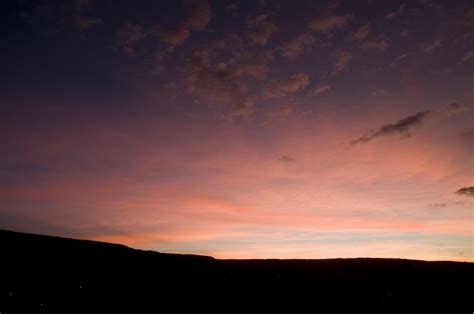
[1,229,473,313]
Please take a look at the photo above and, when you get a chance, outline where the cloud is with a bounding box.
[308,14,352,33]
[428,201,466,208]
[444,102,467,115]
[312,84,331,95]
[278,156,296,163]
[334,51,352,73]
[385,3,405,19]
[247,14,278,45]
[361,38,389,50]
[154,26,190,46]
[264,73,310,98]
[279,31,319,58]
[261,106,293,125]
[76,16,102,29]
[420,39,442,53]
[428,203,447,208]
[163,81,177,95]
[395,53,409,60]
[462,50,474,62]
[352,111,432,144]
[228,99,254,118]
[151,0,211,48]
[73,0,102,29]
[456,187,474,197]
[117,23,147,56]
[267,106,292,118]
[348,23,369,41]
[234,64,269,80]
[459,129,474,146]
[184,0,212,31]
[225,2,239,15]
[351,103,468,144]
[188,50,245,101]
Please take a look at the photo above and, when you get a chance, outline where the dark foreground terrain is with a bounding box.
[1,230,472,313]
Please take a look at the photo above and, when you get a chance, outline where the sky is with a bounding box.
[1,0,473,261]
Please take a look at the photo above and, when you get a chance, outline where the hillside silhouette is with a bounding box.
[1,229,472,313]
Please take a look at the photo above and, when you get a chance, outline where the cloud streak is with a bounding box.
[279,32,319,58]
[352,103,468,144]
[264,73,310,98]
[352,111,432,144]
[308,14,352,33]
[456,187,474,197]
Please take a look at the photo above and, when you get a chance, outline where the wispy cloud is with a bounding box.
[334,51,352,73]
[154,26,190,46]
[73,0,103,29]
[279,31,319,58]
[188,50,245,102]
[264,73,310,98]
[385,3,405,20]
[348,23,369,41]
[312,84,331,95]
[361,38,389,51]
[227,99,255,118]
[308,14,352,33]
[116,23,147,56]
[462,50,474,62]
[420,39,442,54]
[247,13,278,45]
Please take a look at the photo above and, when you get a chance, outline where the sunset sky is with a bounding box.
[1,0,473,260]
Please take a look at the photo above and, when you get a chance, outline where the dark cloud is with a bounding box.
[456,187,474,197]
[279,156,296,163]
[351,111,432,144]
[428,203,447,208]
[458,129,474,146]
[444,102,467,115]
[351,103,468,144]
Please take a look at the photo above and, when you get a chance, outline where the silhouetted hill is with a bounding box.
[1,229,472,313]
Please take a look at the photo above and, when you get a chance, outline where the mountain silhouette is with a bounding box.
[1,229,472,313]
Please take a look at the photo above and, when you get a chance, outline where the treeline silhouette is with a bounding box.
[1,229,472,313]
